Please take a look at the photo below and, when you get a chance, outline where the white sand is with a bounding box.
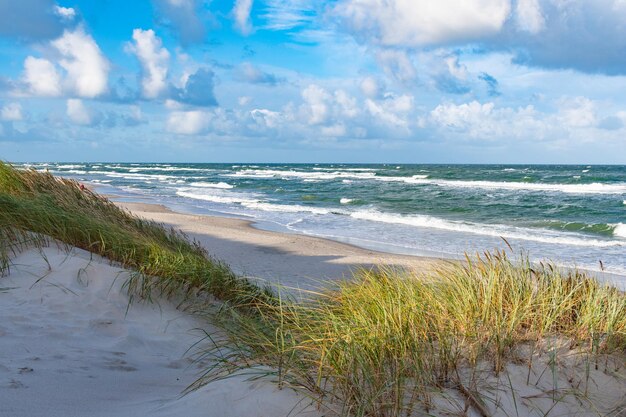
[0,245,320,417]
[117,202,437,292]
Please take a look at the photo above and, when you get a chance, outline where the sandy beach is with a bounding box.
[116,201,438,292]
[0,244,321,417]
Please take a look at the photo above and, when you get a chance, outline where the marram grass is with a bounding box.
[0,161,274,306]
[204,253,625,416]
[1,162,624,416]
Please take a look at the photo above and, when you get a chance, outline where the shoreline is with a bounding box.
[116,201,440,290]
[116,200,626,291]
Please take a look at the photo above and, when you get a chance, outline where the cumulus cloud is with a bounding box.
[425,100,549,142]
[301,84,332,125]
[0,0,67,40]
[360,77,382,98]
[233,0,254,35]
[504,0,626,74]
[335,0,510,47]
[54,5,76,21]
[235,62,281,85]
[166,110,208,134]
[1,103,24,121]
[22,57,62,96]
[52,29,110,98]
[66,98,98,125]
[153,0,206,45]
[128,29,170,99]
[556,97,596,128]
[251,108,281,129]
[175,68,218,106]
[365,93,413,129]
[333,0,626,75]
[515,0,545,34]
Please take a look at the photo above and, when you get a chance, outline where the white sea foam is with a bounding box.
[614,223,626,238]
[312,167,378,172]
[177,190,258,205]
[414,179,626,194]
[89,171,177,181]
[177,189,331,215]
[350,210,623,248]
[56,164,85,169]
[226,170,626,194]
[224,169,377,181]
[340,198,353,204]
[189,182,233,189]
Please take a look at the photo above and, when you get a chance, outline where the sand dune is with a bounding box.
[0,245,320,417]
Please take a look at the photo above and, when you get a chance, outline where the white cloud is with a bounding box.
[515,0,545,34]
[334,90,359,118]
[427,100,546,140]
[66,98,95,125]
[556,97,596,128]
[52,29,109,98]
[301,84,331,125]
[1,102,23,121]
[360,77,381,98]
[22,57,62,96]
[335,0,510,47]
[251,108,281,128]
[321,124,347,137]
[233,0,254,34]
[365,94,413,128]
[166,110,207,134]
[128,29,170,99]
[54,5,76,20]
[430,101,495,131]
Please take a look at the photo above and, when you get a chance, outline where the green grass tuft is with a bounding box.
[0,161,275,306]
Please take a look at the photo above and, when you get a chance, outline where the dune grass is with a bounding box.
[202,251,626,416]
[0,161,274,306]
[1,162,624,416]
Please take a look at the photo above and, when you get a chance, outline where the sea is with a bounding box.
[19,163,626,278]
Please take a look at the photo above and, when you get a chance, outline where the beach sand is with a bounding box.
[117,201,438,292]
[0,245,321,417]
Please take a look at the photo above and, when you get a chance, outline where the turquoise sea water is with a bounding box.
[20,163,626,277]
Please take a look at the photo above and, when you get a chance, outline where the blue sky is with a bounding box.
[1,0,626,163]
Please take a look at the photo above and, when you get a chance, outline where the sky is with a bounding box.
[1,0,626,163]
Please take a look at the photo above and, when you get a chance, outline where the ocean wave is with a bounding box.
[340,198,353,204]
[126,166,211,172]
[55,164,85,169]
[614,223,626,238]
[350,210,623,247]
[88,171,178,181]
[189,182,233,189]
[415,179,626,194]
[221,169,625,194]
[312,167,378,172]
[177,189,331,215]
[224,169,377,181]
